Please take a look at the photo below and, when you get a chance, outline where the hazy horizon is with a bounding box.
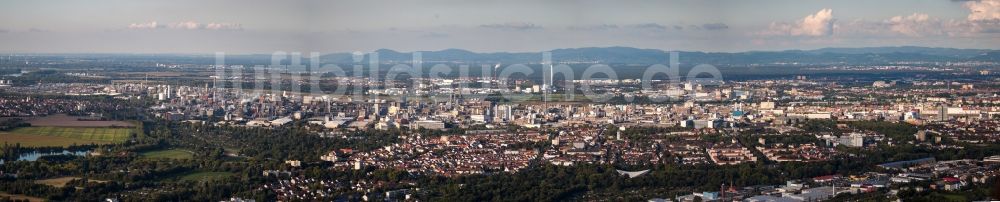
[1,0,998,54]
[2,45,997,56]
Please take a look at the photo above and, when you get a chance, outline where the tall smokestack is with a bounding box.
[493,63,501,80]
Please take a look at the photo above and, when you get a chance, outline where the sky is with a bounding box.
[0,0,997,54]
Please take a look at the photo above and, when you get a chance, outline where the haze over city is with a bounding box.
[0,1,999,202]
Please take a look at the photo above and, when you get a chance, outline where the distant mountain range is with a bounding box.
[320,46,999,65]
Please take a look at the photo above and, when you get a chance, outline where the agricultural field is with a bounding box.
[34,177,107,188]
[25,114,134,127]
[34,177,79,188]
[141,149,194,160]
[0,126,132,147]
[0,192,44,202]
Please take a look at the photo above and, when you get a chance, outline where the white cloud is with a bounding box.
[128,21,242,30]
[885,13,942,36]
[169,21,201,30]
[765,9,835,36]
[760,8,996,38]
[628,23,668,30]
[420,32,449,38]
[479,22,542,31]
[127,21,164,29]
[567,24,619,31]
[965,0,1000,21]
[204,23,243,30]
[801,9,835,36]
[834,6,1000,38]
[701,23,729,30]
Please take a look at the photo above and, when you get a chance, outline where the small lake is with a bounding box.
[0,150,90,164]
